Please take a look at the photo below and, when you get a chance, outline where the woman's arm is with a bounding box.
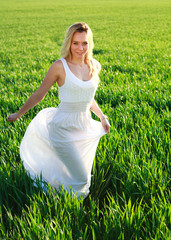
[90,99,110,133]
[7,60,64,122]
[90,99,104,119]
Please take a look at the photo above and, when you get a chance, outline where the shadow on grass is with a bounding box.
[0,165,45,230]
[93,49,108,55]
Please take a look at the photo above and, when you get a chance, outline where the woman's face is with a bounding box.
[70,31,89,59]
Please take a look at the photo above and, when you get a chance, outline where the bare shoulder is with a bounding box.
[49,59,65,77]
[92,58,101,73]
[51,59,65,86]
[52,59,64,74]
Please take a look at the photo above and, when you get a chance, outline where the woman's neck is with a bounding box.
[68,56,86,66]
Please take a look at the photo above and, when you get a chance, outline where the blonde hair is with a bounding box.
[61,22,95,76]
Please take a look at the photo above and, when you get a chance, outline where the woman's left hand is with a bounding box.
[101,118,110,133]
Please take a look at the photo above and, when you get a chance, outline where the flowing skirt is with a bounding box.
[20,101,106,199]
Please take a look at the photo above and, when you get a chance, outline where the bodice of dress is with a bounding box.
[58,58,99,103]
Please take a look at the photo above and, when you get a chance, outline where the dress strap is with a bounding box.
[60,57,69,74]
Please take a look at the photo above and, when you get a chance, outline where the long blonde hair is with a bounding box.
[61,22,95,76]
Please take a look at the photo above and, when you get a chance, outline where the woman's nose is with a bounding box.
[78,44,83,50]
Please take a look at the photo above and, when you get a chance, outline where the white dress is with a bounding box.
[20,57,106,199]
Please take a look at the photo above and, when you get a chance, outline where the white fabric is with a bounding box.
[20,58,106,199]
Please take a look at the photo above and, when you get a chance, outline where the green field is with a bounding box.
[0,0,171,239]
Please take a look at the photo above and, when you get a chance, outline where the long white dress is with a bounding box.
[20,57,106,199]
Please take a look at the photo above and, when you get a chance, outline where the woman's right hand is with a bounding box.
[7,112,20,122]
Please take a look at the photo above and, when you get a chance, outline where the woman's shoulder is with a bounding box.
[49,59,65,80]
[51,59,65,73]
[91,58,101,73]
[53,58,64,69]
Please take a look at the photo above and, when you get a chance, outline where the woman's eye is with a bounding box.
[83,42,88,45]
[73,42,78,45]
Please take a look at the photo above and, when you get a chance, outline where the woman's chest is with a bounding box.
[68,64,91,81]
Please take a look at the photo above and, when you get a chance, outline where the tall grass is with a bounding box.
[0,0,170,239]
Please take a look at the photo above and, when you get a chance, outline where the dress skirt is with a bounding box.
[20,101,106,199]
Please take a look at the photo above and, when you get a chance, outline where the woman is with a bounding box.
[8,22,110,199]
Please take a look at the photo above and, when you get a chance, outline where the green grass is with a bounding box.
[0,0,171,239]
